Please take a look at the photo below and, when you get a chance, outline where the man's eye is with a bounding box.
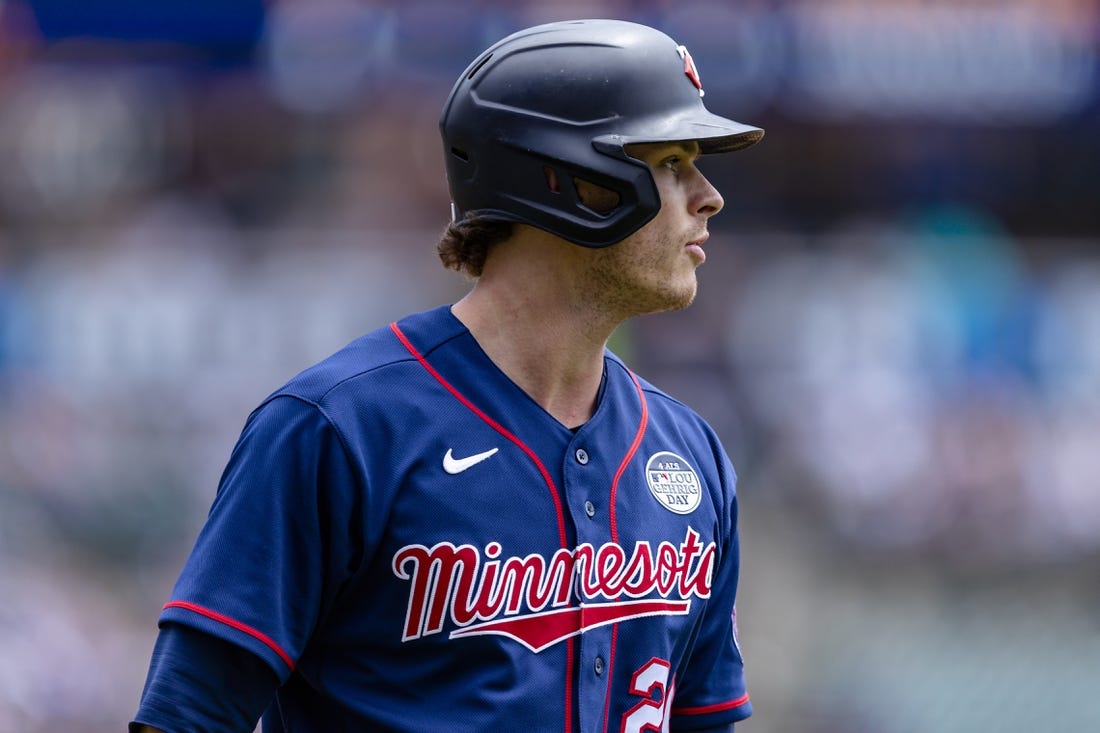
[662,156,681,172]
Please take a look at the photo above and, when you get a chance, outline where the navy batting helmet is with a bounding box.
[439,19,764,248]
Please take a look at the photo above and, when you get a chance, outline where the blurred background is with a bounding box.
[0,0,1097,731]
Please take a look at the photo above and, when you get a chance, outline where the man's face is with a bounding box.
[582,141,725,318]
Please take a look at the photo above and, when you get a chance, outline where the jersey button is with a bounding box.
[594,656,605,676]
[575,448,589,465]
[584,500,596,518]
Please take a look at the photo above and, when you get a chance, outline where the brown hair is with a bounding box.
[436,215,515,278]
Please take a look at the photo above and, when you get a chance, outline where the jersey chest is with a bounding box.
[356,402,722,650]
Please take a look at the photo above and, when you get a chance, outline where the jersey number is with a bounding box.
[620,658,674,733]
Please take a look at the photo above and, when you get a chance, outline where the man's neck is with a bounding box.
[451,282,616,430]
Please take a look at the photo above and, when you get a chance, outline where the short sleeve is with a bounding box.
[159,394,363,681]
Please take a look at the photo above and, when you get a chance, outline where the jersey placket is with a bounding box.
[562,366,648,733]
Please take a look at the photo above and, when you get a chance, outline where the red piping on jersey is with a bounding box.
[601,369,648,731]
[673,692,751,715]
[608,369,648,545]
[390,323,568,547]
[163,600,295,671]
[390,321,575,733]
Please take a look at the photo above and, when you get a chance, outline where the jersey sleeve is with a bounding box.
[668,441,753,729]
[158,394,364,681]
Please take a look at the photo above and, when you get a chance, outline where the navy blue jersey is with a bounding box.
[155,305,751,732]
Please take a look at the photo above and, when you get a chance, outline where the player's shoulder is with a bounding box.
[605,351,737,493]
[267,304,462,406]
[606,351,710,427]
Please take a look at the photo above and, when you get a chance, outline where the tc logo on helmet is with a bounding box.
[676,45,704,97]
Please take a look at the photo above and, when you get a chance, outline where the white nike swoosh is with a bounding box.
[442,447,499,475]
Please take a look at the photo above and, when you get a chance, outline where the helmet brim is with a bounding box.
[609,108,765,155]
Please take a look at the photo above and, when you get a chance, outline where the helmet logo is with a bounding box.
[676,45,704,97]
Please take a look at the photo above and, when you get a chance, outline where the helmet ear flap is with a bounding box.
[544,163,624,216]
[523,149,660,246]
[454,146,659,248]
[573,177,622,216]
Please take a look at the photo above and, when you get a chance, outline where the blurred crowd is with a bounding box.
[0,1,1097,731]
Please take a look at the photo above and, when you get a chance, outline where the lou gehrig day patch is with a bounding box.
[645,452,703,514]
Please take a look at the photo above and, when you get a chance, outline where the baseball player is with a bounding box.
[132,19,763,733]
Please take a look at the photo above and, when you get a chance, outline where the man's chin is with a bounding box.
[640,285,697,316]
